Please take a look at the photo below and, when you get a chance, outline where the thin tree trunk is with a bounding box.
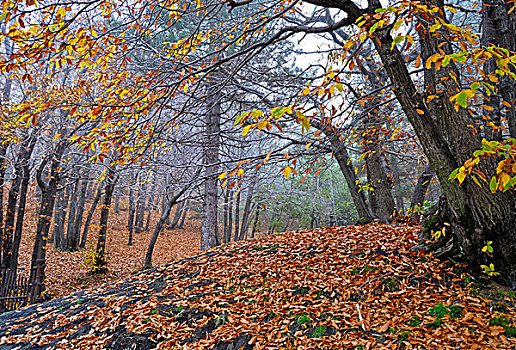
[144,184,156,231]
[201,85,222,251]
[114,190,120,214]
[80,182,103,249]
[169,200,183,229]
[409,165,435,220]
[143,170,198,269]
[391,157,405,215]
[143,195,181,269]
[52,186,66,249]
[69,180,88,251]
[178,200,189,229]
[134,179,147,233]
[251,205,260,239]
[319,122,375,223]
[57,183,72,249]
[0,144,8,264]
[2,134,34,270]
[1,170,21,270]
[127,176,136,244]
[310,208,316,229]
[226,190,233,241]
[146,191,161,231]
[9,136,36,272]
[65,180,79,251]
[233,190,241,241]
[239,178,256,241]
[92,171,117,273]
[223,189,229,243]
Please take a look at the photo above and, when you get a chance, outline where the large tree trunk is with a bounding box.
[365,146,395,222]
[92,171,117,273]
[29,141,66,303]
[368,2,516,286]
[201,86,222,251]
[482,0,516,138]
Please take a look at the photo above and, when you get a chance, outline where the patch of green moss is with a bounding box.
[310,325,326,338]
[408,315,422,327]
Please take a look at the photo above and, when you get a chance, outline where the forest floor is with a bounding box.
[16,196,202,298]
[1,223,515,349]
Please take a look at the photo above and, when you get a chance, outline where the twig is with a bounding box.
[359,272,392,289]
[355,303,366,331]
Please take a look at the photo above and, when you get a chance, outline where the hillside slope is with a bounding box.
[0,224,515,349]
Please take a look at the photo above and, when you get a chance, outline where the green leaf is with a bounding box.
[449,168,459,181]
[489,176,498,193]
[369,22,379,34]
[234,111,249,126]
[393,35,404,44]
[504,175,516,191]
[391,35,404,49]
[450,53,467,63]
[456,91,469,108]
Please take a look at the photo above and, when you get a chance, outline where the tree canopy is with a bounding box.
[1,0,515,288]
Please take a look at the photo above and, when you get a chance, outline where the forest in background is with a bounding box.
[0,0,515,306]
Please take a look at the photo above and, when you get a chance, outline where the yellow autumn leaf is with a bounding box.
[242,125,252,137]
[283,167,292,179]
